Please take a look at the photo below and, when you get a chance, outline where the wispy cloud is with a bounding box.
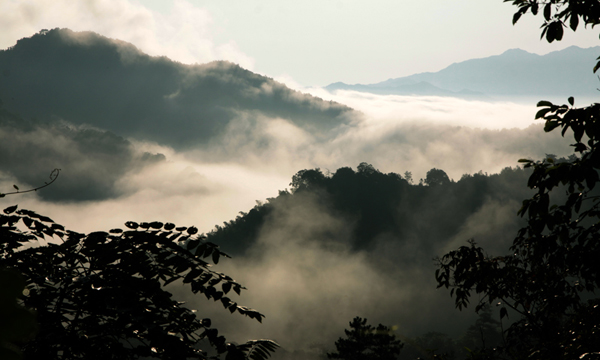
[0,0,254,69]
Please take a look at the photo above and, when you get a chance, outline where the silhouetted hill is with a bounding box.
[0,106,164,201]
[207,163,536,259]
[325,46,600,101]
[0,29,353,148]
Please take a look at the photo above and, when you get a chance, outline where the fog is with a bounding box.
[0,91,570,233]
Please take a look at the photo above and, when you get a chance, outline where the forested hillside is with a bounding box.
[199,163,566,359]
[207,163,536,258]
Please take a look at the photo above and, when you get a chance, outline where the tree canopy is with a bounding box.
[0,204,278,360]
[327,317,403,360]
[435,1,600,359]
[507,0,600,44]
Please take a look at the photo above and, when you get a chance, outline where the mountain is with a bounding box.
[0,29,353,149]
[325,46,600,101]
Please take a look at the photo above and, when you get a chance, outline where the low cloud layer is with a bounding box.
[0,89,572,231]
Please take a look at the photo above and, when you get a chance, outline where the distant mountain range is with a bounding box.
[325,46,600,102]
[0,29,352,149]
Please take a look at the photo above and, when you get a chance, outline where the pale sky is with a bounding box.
[1,0,599,86]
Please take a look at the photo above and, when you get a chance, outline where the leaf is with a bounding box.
[187,226,198,235]
[535,108,553,119]
[229,303,238,313]
[554,22,564,41]
[109,228,123,234]
[500,307,508,319]
[546,23,556,42]
[13,185,19,191]
[3,205,18,214]
[186,239,200,251]
[149,221,163,229]
[544,121,560,132]
[570,14,579,31]
[164,223,175,231]
[513,11,523,24]
[537,100,553,107]
[212,251,220,265]
[595,60,600,73]
[51,223,65,231]
[574,125,585,143]
[222,282,232,294]
[568,96,574,106]
[573,143,588,152]
[543,3,551,21]
[125,221,139,229]
[233,285,242,296]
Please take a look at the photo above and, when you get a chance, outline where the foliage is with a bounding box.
[0,205,278,360]
[436,2,600,359]
[0,267,38,360]
[399,307,502,360]
[327,317,403,360]
[435,98,600,359]
[506,0,600,44]
[207,163,530,257]
[455,305,502,358]
[424,169,451,187]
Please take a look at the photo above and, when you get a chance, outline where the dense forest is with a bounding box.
[207,163,534,258]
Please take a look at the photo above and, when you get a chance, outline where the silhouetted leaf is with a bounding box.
[222,282,232,294]
[537,100,553,107]
[187,239,200,251]
[164,223,175,230]
[149,221,163,229]
[125,221,139,229]
[187,226,198,235]
[544,3,551,20]
[3,205,18,214]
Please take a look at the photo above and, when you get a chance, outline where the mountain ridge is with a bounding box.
[325,46,600,101]
[0,28,353,149]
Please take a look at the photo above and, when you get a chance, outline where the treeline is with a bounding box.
[206,162,537,258]
[274,305,503,360]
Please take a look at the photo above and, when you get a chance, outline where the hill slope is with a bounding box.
[0,29,353,148]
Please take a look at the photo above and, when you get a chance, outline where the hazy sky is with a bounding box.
[2,0,599,86]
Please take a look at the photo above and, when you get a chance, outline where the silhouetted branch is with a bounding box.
[0,169,60,197]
